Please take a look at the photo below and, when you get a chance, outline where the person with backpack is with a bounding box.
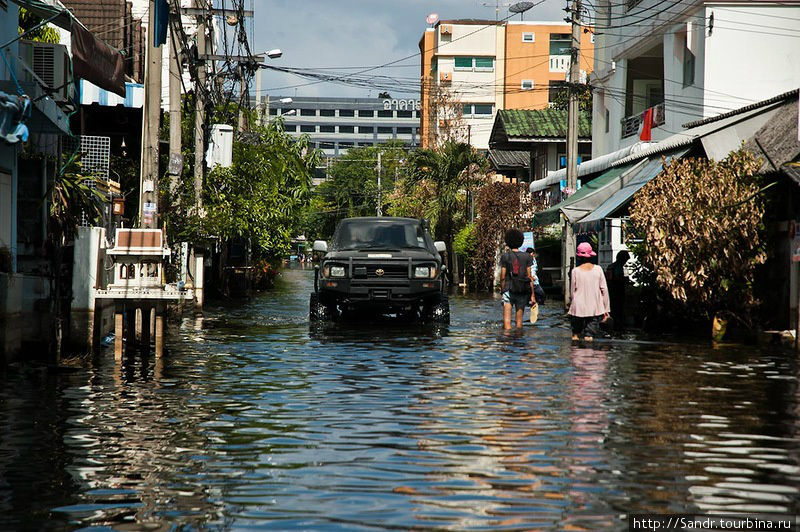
[500,229,535,329]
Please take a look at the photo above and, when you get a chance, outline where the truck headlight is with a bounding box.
[323,264,346,277]
[413,265,436,278]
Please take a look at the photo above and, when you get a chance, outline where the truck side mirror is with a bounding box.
[312,240,327,253]
[434,241,446,253]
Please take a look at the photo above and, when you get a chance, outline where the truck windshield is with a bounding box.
[332,220,431,251]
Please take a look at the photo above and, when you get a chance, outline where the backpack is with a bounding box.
[508,252,532,295]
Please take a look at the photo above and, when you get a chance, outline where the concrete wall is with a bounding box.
[70,227,115,353]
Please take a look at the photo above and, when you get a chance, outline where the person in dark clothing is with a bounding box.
[605,250,630,330]
[499,229,534,329]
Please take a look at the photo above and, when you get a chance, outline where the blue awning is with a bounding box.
[574,147,690,232]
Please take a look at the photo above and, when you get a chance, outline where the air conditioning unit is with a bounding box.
[439,72,452,83]
[18,40,73,102]
[440,25,453,35]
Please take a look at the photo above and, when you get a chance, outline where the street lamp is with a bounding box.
[253,49,284,125]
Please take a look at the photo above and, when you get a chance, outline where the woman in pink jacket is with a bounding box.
[568,242,610,341]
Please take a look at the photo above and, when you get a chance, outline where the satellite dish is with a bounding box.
[426,13,439,25]
[509,1,534,13]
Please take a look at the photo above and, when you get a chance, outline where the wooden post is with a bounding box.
[126,308,136,351]
[155,306,164,358]
[114,308,124,361]
[193,4,206,211]
[168,16,182,198]
[141,305,151,354]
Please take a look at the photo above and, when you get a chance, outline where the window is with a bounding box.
[358,109,374,117]
[605,108,610,133]
[320,142,335,150]
[339,109,355,117]
[378,126,393,134]
[521,79,534,90]
[397,127,412,134]
[269,107,278,115]
[378,110,393,118]
[320,109,335,117]
[549,33,571,55]
[339,142,354,148]
[300,125,315,133]
[358,126,374,134]
[283,124,297,132]
[548,80,567,103]
[454,56,473,70]
[463,104,494,117]
[454,56,494,72]
[397,110,412,118]
[339,125,354,133]
[320,125,335,133]
[474,57,494,71]
[590,33,596,44]
[522,32,535,42]
[300,109,316,117]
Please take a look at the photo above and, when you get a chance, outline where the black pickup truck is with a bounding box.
[310,217,449,323]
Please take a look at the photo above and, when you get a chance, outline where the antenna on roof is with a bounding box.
[426,13,439,27]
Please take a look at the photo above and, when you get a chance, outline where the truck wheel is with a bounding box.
[309,292,333,322]
[423,294,450,325]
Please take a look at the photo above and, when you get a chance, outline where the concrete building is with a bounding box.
[419,19,595,150]
[590,0,800,158]
[264,96,421,178]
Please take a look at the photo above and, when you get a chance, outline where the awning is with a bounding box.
[529,142,653,192]
[533,161,645,227]
[79,80,144,108]
[574,147,690,232]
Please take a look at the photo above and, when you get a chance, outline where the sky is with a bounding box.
[251,0,569,100]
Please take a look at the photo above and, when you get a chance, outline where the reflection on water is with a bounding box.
[1,267,798,530]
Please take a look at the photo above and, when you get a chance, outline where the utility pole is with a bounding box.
[237,63,247,132]
[376,151,382,217]
[193,3,206,212]
[255,67,263,126]
[139,0,163,229]
[564,0,581,307]
[168,14,182,198]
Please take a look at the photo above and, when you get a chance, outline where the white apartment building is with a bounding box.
[591,0,800,158]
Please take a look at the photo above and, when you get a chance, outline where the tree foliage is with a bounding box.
[303,142,406,241]
[403,141,486,279]
[178,119,320,259]
[628,149,766,323]
[18,8,60,44]
[474,182,533,291]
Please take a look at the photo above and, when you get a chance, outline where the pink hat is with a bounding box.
[576,242,596,258]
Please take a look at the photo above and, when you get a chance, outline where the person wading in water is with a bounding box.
[568,242,610,341]
[499,229,535,329]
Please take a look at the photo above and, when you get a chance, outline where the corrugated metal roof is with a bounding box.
[533,162,640,227]
[682,88,799,129]
[574,147,690,231]
[488,150,530,168]
[497,108,591,140]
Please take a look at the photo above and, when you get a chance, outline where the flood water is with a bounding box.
[1,266,799,530]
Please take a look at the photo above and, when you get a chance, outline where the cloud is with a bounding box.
[252,0,567,99]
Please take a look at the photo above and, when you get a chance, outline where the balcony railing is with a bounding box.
[549,55,570,73]
[621,102,665,138]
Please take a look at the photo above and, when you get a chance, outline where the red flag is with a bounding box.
[638,107,654,141]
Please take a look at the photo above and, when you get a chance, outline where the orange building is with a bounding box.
[419,20,594,149]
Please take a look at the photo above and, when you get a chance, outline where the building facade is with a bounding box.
[590,0,800,158]
[419,19,595,150]
[264,96,421,168]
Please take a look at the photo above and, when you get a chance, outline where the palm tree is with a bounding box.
[405,141,486,283]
